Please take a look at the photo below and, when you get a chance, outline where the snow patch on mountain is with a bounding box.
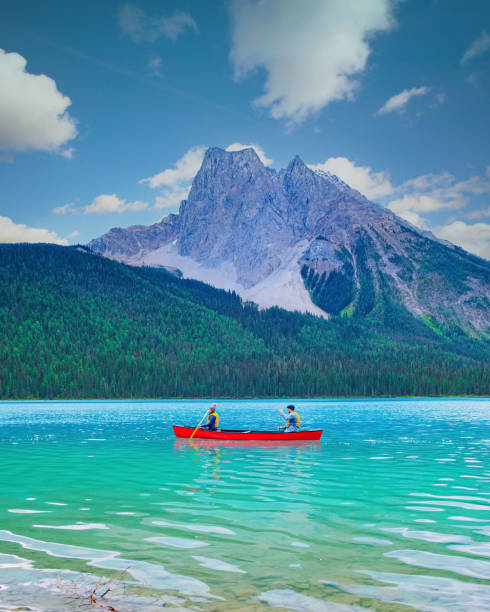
[242,242,327,317]
[129,241,326,316]
[130,242,239,291]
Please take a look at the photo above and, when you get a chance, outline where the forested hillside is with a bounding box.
[0,244,488,398]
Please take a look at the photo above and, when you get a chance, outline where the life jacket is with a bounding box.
[206,411,219,428]
[286,411,300,428]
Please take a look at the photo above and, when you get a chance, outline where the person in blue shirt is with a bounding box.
[278,405,300,432]
[200,404,219,431]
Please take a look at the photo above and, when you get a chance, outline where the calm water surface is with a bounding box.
[1,398,490,611]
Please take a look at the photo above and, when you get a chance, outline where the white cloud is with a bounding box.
[389,192,464,213]
[118,5,198,43]
[376,86,431,115]
[309,156,393,199]
[433,221,490,259]
[154,186,192,210]
[69,230,80,238]
[0,216,68,245]
[83,194,148,214]
[461,31,490,65]
[229,0,394,123]
[0,49,77,155]
[52,203,77,215]
[226,142,273,166]
[53,196,148,215]
[140,146,207,190]
[140,145,206,209]
[387,194,463,227]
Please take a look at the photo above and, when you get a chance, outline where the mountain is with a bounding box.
[89,148,490,335]
[1,243,488,399]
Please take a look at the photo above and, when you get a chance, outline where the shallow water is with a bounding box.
[1,398,490,611]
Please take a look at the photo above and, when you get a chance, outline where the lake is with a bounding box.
[1,398,490,611]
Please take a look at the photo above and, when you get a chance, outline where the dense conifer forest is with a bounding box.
[1,244,488,398]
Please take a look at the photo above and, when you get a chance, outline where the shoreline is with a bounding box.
[1,395,489,402]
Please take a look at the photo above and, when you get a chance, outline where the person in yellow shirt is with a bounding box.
[278,405,300,432]
[200,403,219,431]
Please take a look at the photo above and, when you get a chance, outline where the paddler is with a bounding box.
[278,405,300,432]
[200,403,219,431]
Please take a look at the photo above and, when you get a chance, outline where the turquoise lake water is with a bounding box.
[1,398,490,611]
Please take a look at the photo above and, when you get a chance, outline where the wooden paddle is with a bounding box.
[190,408,211,440]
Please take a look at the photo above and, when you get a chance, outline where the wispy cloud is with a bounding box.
[468,207,490,220]
[466,73,479,87]
[147,55,162,77]
[461,31,490,65]
[376,86,431,115]
[388,171,490,221]
[52,195,148,215]
[118,5,198,43]
[52,203,77,215]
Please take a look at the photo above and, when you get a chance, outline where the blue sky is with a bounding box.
[1,0,489,257]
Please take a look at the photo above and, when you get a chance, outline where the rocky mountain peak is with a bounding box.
[287,154,307,170]
[188,146,268,204]
[284,154,315,182]
[200,146,263,174]
[89,147,490,333]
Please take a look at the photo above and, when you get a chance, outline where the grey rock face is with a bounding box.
[88,215,178,262]
[88,147,490,333]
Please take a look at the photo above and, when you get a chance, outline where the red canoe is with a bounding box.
[173,425,323,441]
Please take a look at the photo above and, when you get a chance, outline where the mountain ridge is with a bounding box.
[89,147,490,334]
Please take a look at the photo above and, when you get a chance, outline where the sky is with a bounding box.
[0,0,489,258]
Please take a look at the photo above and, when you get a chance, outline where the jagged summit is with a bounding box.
[287,154,307,169]
[206,145,259,160]
[89,147,490,333]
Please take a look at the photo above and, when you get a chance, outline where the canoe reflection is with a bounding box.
[174,439,321,449]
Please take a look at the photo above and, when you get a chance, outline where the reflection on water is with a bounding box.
[0,397,490,611]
